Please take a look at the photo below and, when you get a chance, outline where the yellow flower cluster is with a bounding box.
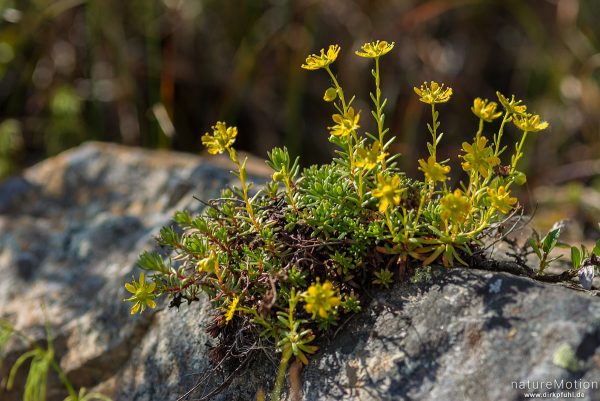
[355,40,395,58]
[460,136,500,176]
[197,251,218,273]
[301,45,340,70]
[471,98,502,122]
[487,186,517,214]
[496,92,527,116]
[124,273,157,315]
[440,189,471,224]
[418,156,450,183]
[201,121,238,155]
[329,107,360,138]
[225,296,239,323]
[302,281,341,319]
[512,113,549,133]
[356,141,387,170]
[372,174,403,213]
[413,81,453,104]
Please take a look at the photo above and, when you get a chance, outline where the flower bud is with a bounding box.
[323,87,337,102]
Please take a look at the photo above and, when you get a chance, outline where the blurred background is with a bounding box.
[0,0,599,238]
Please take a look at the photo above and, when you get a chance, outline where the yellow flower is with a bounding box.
[512,113,549,133]
[460,136,500,176]
[329,107,360,138]
[496,92,528,116]
[301,44,340,70]
[418,155,450,183]
[413,81,453,104]
[471,98,502,122]
[440,189,471,224]
[372,174,404,213]
[124,272,157,315]
[487,186,517,214]
[356,141,387,170]
[197,251,218,273]
[201,121,237,155]
[302,281,341,319]
[224,296,239,324]
[355,40,395,58]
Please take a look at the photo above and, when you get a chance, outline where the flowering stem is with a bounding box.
[357,170,364,204]
[463,208,494,237]
[228,148,260,232]
[349,131,359,172]
[384,209,396,238]
[415,191,426,224]
[476,118,484,141]
[346,139,356,174]
[467,170,481,199]
[510,130,529,174]
[494,111,511,156]
[466,171,474,195]
[374,58,382,142]
[325,66,347,113]
[372,57,388,165]
[325,66,357,184]
[430,104,438,159]
[402,206,410,239]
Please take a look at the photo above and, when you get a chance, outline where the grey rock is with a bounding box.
[1,142,600,401]
[301,268,600,401]
[0,142,268,401]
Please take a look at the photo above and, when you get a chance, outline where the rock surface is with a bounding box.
[1,142,600,401]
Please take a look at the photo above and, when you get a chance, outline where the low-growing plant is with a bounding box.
[0,308,111,401]
[124,40,549,399]
[524,220,600,289]
[528,223,567,275]
[571,239,600,289]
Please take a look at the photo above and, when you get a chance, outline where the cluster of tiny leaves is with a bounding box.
[124,40,548,396]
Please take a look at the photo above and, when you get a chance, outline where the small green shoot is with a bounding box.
[528,224,568,275]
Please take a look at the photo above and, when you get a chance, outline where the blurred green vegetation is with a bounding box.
[0,0,599,234]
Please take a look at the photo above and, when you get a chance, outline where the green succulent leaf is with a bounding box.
[571,246,582,270]
[542,228,561,254]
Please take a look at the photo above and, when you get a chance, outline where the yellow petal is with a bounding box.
[378,198,389,213]
[130,302,141,315]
